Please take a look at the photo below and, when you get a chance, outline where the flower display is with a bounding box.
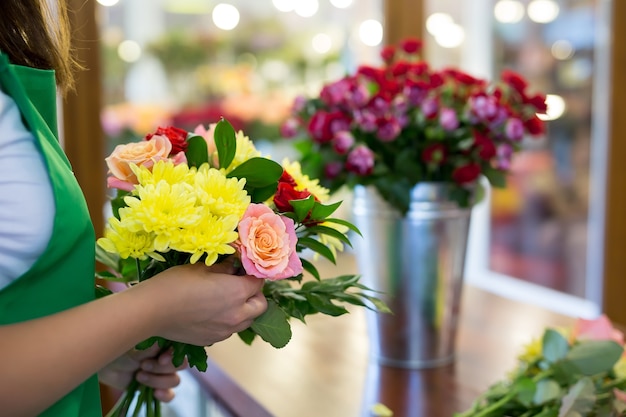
[281,38,548,213]
[456,315,626,417]
[96,119,388,417]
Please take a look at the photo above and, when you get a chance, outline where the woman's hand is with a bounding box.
[131,262,268,347]
[99,343,187,402]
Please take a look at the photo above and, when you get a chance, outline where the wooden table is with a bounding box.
[199,254,574,417]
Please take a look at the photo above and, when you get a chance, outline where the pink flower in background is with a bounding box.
[571,314,625,345]
[439,108,459,131]
[505,118,525,141]
[346,145,375,176]
[332,131,354,154]
[236,203,303,281]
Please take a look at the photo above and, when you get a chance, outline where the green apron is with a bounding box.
[0,53,102,416]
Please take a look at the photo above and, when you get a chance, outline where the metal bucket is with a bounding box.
[352,183,472,368]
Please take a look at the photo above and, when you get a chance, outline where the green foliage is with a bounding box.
[455,327,626,417]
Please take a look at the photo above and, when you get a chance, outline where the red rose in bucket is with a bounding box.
[281,38,548,213]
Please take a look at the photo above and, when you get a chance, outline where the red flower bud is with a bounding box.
[452,163,481,184]
[146,126,188,155]
[400,38,422,54]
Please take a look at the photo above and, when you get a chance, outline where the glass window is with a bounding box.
[424,0,606,316]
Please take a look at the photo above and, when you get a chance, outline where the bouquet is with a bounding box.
[456,315,626,417]
[281,38,548,214]
[96,119,388,417]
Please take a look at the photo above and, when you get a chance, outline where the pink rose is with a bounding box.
[105,135,173,190]
[236,204,303,281]
[571,314,625,345]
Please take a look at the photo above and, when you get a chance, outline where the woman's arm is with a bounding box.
[0,263,267,417]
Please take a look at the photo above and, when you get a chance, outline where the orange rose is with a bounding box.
[105,135,172,190]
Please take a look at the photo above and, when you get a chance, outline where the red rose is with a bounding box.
[380,45,396,63]
[452,163,481,184]
[357,65,385,83]
[146,126,188,155]
[473,130,496,160]
[307,110,350,143]
[501,69,528,95]
[422,143,447,164]
[400,38,422,54]
[273,181,312,213]
[526,93,548,113]
[391,60,411,77]
[524,114,545,136]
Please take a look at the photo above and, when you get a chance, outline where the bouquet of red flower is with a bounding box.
[281,38,548,213]
[96,119,388,417]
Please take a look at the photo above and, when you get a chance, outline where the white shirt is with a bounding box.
[0,88,54,289]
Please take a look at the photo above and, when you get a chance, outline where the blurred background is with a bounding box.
[92,0,605,315]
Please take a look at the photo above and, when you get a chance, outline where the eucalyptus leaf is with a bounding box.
[564,340,623,375]
[558,378,595,417]
[534,379,562,405]
[214,118,236,170]
[542,329,570,363]
[514,377,536,406]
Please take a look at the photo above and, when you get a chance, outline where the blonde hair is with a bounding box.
[0,0,79,92]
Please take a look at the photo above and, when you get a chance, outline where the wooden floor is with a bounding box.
[204,254,574,417]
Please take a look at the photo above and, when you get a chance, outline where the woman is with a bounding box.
[0,1,268,416]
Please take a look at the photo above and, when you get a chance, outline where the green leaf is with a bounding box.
[322,217,362,236]
[290,195,315,222]
[306,293,349,316]
[250,300,292,348]
[513,377,536,406]
[135,336,161,351]
[297,236,336,264]
[95,243,120,270]
[237,328,257,345]
[227,157,283,188]
[542,329,570,363]
[533,379,561,405]
[483,166,508,188]
[95,284,113,299]
[309,200,342,221]
[249,183,278,203]
[564,340,623,375]
[185,135,209,168]
[180,343,208,372]
[214,118,237,170]
[304,225,352,247]
[558,378,595,417]
[300,258,320,280]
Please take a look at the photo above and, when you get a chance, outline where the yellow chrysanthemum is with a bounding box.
[282,158,330,202]
[170,212,240,266]
[97,217,162,261]
[227,130,261,172]
[121,181,202,252]
[517,337,542,363]
[193,164,250,219]
[131,160,194,189]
